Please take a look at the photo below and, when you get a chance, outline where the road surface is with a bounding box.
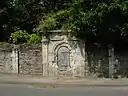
[0,84,128,96]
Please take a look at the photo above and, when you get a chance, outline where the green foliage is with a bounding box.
[37,0,128,44]
[1,0,128,45]
[37,16,56,36]
[37,10,70,37]
[10,30,30,44]
[28,34,41,44]
[10,30,41,44]
[0,0,72,42]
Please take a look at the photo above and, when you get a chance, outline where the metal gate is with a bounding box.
[57,46,70,71]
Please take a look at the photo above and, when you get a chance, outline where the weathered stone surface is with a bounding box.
[42,30,85,77]
[0,44,13,73]
[19,44,42,74]
[0,44,43,74]
[1,31,128,78]
[86,44,109,78]
[114,45,128,78]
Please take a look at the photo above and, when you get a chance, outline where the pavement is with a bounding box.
[1,73,128,87]
[1,84,128,96]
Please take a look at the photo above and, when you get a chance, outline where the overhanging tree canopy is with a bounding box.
[0,0,71,42]
[37,0,128,45]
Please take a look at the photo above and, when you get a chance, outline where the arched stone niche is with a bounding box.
[42,30,85,77]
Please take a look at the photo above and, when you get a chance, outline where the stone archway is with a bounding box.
[57,46,70,71]
[42,30,85,77]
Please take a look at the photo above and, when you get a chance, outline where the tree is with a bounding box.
[38,0,128,45]
[0,0,72,42]
[0,0,14,42]
[8,0,72,33]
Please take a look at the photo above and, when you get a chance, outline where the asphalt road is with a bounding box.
[0,84,128,96]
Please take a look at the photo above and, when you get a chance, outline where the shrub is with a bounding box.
[10,30,30,44]
[28,34,41,44]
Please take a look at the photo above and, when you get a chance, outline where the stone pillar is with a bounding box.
[42,37,49,76]
[73,40,85,77]
[12,45,19,73]
[85,51,89,76]
[84,42,88,76]
[108,45,115,78]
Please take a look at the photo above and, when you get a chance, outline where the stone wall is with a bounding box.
[1,31,128,78]
[86,44,109,78]
[0,44,42,74]
[0,44,13,73]
[19,44,42,74]
[86,44,128,78]
[115,45,128,78]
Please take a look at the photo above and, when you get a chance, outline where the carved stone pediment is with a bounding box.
[50,35,64,41]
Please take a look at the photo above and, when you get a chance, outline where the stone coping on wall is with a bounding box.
[0,43,13,52]
[0,43,42,52]
[18,44,42,51]
[49,30,71,33]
